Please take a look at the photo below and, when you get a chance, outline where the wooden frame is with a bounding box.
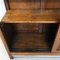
[4,0,9,10]
[11,52,60,57]
[51,24,60,52]
[0,27,12,58]
[0,0,60,59]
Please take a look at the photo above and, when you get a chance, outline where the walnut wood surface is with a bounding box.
[2,10,59,23]
[8,0,60,9]
[0,0,60,56]
[58,44,60,50]
[51,24,60,52]
[11,32,49,52]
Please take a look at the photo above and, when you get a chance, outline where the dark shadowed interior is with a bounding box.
[0,23,58,52]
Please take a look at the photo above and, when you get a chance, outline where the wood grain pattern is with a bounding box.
[9,2,41,9]
[9,0,41,9]
[51,24,60,52]
[0,27,12,59]
[45,2,60,9]
[1,0,60,56]
[11,52,60,56]
[2,10,59,23]
[8,0,60,9]
[11,32,49,52]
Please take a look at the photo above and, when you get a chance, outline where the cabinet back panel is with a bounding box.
[12,23,48,33]
[6,0,60,10]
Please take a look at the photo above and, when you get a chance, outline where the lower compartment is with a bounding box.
[0,23,58,52]
[10,32,49,52]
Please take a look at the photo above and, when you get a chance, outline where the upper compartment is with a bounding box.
[2,0,60,23]
[5,0,60,10]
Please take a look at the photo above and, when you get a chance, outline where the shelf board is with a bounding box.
[10,32,50,52]
[2,10,59,23]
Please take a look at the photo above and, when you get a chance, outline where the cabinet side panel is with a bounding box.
[51,24,60,52]
[1,23,14,49]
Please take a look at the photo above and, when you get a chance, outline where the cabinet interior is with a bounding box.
[1,23,58,52]
[0,0,59,54]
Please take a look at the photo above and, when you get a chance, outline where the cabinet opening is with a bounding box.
[1,23,58,52]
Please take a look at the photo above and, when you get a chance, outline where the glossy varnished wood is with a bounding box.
[2,10,59,23]
[0,0,60,57]
[52,24,60,52]
[8,0,60,9]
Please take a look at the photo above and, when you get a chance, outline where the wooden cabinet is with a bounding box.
[0,0,60,59]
